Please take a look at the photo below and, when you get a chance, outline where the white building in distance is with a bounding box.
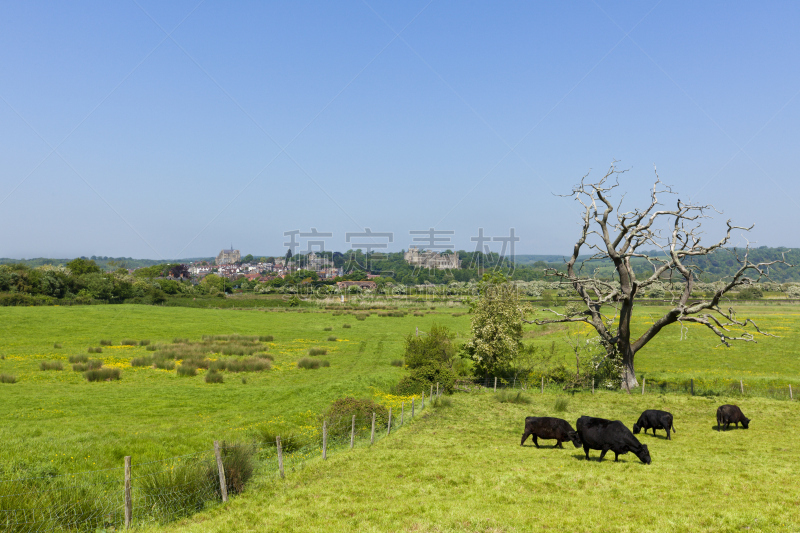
[216,248,241,265]
[404,247,461,269]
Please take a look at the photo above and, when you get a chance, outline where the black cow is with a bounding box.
[633,410,676,440]
[521,417,581,448]
[716,404,750,431]
[576,416,651,464]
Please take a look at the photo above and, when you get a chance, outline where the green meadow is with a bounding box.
[1,302,799,531]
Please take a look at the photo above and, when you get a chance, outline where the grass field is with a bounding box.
[1,302,799,531]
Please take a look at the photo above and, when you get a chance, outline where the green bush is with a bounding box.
[0,374,17,383]
[68,354,88,363]
[137,459,213,522]
[85,368,120,382]
[253,428,309,453]
[40,361,63,371]
[403,323,456,369]
[308,347,327,356]
[205,370,223,383]
[321,397,389,440]
[212,442,256,496]
[395,363,456,395]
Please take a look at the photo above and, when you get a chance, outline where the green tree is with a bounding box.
[462,274,527,379]
[67,258,101,276]
[242,254,254,263]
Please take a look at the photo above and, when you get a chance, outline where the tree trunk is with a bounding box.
[620,346,638,390]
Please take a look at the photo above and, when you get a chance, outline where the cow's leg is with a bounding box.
[614,452,620,462]
[556,439,563,448]
[598,445,610,462]
[521,431,530,446]
[583,444,590,460]
[666,427,671,440]
[532,435,539,448]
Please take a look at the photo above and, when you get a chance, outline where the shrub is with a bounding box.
[223,358,271,373]
[323,327,333,331]
[87,347,102,354]
[259,335,274,342]
[69,354,89,363]
[390,359,404,367]
[404,323,456,369]
[308,347,327,356]
[0,374,17,383]
[205,370,223,383]
[327,336,338,342]
[297,357,320,369]
[85,368,121,382]
[40,361,63,371]
[554,398,569,412]
[139,339,151,346]
[177,364,197,377]
[253,427,308,453]
[395,363,456,395]
[131,356,153,367]
[355,315,367,321]
[211,442,256,496]
[432,396,452,408]
[342,324,352,329]
[99,339,113,346]
[137,459,211,522]
[120,339,137,346]
[494,390,531,404]
[53,343,62,349]
[321,397,389,440]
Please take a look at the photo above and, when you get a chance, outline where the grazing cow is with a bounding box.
[633,410,676,440]
[521,417,582,448]
[576,416,651,464]
[716,405,750,431]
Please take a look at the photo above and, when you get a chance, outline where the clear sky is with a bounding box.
[2,1,799,260]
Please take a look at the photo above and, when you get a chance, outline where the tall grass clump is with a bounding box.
[73,360,102,372]
[177,364,198,377]
[323,327,333,331]
[205,370,223,383]
[99,339,113,346]
[308,347,327,356]
[173,337,189,344]
[87,347,102,354]
[432,396,452,408]
[259,335,274,342]
[137,459,215,523]
[138,339,151,346]
[145,344,157,351]
[212,442,257,497]
[0,374,17,383]
[297,357,321,369]
[253,427,308,453]
[153,358,175,370]
[342,324,352,329]
[120,339,137,346]
[321,397,389,440]
[53,343,62,349]
[554,398,569,413]
[40,361,63,371]
[85,368,121,382]
[327,336,338,342]
[495,390,531,404]
[256,353,274,361]
[223,358,271,373]
[390,359,404,367]
[355,315,367,321]
[131,356,153,367]
[68,354,88,363]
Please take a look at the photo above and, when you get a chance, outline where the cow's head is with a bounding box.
[567,430,582,448]
[632,423,641,434]
[636,444,651,465]
[742,417,751,429]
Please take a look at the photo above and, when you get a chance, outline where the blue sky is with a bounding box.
[2,1,799,260]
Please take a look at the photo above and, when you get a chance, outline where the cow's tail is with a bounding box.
[671,422,677,433]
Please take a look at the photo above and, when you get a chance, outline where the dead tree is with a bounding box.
[529,163,789,390]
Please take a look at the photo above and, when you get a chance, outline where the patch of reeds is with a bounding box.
[40,361,63,371]
[323,327,332,331]
[153,358,175,370]
[308,347,327,356]
[256,353,274,361]
[87,347,102,354]
[495,390,531,404]
[131,356,153,367]
[342,324,351,329]
[253,428,309,453]
[554,398,569,412]
[85,368,121,382]
[327,336,338,342]
[0,374,17,383]
[73,360,102,372]
[53,343,62,349]
[120,339,137,346]
[390,359,404,367]
[205,370,224,383]
[173,337,189,344]
[297,357,321,369]
[99,339,113,346]
[432,396,452,408]
[137,458,215,523]
[413,312,424,317]
[177,364,197,377]
[138,339,151,346]
[259,335,274,342]
[145,344,157,351]
[69,354,88,363]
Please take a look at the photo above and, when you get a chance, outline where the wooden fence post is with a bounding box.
[322,420,328,460]
[541,376,544,394]
[387,407,392,436]
[642,377,646,396]
[401,402,405,425]
[790,384,794,400]
[690,379,694,396]
[422,391,425,409]
[430,384,434,400]
[740,379,744,394]
[370,412,376,445]
[411,398,415,418]
[124,456,132,529]
[436,382,439,398]
[592,378,594,394]
[350,415,356,449]
[214,441,228,503]
[276,436,284,479]
[494,377,497,392]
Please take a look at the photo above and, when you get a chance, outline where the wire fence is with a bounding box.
[470,376,798,400]
[0,394,434,532]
